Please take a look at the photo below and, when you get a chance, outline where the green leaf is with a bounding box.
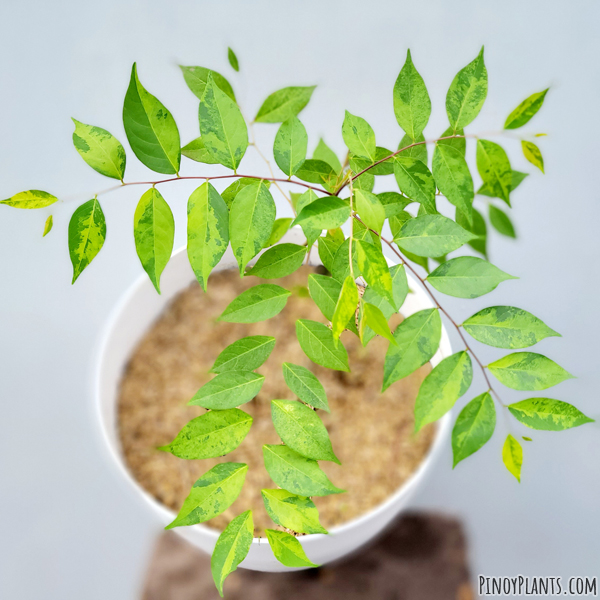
[282,362,330,412]
[272,116,308,177]
[261,489,327,534]
[221,177,270,208]
[342,111,376,161]
[211,511,253,597]
[389,211,413,239]
[488,352,573,391]
[332,276,358,344]
[414,351,473,432]
[228,47,239,71]
[159,408,252,459]
[452,392,496,467]
[383,308,441,391]
[489,205,516,238]
[313,138,342,173]
[295,159,338,190]
[398,133,427,164]
[72,119,126,180]
[166,463,247,529]
[522,141,544,173]
[362,264,409,320]
[317,236,342,273]
[432,143,474,222]
[263,444,344,496]
[293,189,321,245]
[266,529,318,568]
[394,156,436,213]
[181,137,220,164]
[307,274,356,334]
[245,244,306,279]
[477,139,512,206]
[350,146,396,176]
[427,256,516,298]
[42,215,53,237]
[133,188,174,294]
[293,197,350,231]
[187,182,229,291]
[230,182,276,274]
[219,284,290,323]
[264,217,293,247]
[180,65,236,102]
[463,306,559,349]
[355,239,395,308]
[354,189,385,234]
[353,171,374,192]
[504,89,549,130]
[446,47,487,130]
[272,400,339,463]
[360,302,396,345]
[211,336,275,373]
[378,192,412,218]
[438,126,466,157]
[199,73,248,170]
[68,198,106,284]
[255,86,316,123]
[478,170,527,198]
[395,214,473,258]
[331,238,360,283]
[456,207,487,257]
[296,319,350,371]
[393,49,431,140]
[507,398,594,431]
[1,190,58,209]
[123,63,180,174]
[189,371,264,409]
[502,434,522,482]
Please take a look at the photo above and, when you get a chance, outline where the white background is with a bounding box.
[1,1,599,598]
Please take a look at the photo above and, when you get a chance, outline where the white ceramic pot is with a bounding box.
[94,228,452,572]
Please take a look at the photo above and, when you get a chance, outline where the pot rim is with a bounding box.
[93,243,452,547]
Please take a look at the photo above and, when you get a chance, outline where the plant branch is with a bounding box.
[352,214,505,408]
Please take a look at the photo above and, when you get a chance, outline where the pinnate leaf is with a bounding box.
[488,352,573,391]
[360,302,396,345]
[504,89,548,130]
[393,49,431,140]
[293,197,350,231]
[477,139,512,206]
[446,47,487,130]
[255,86,316,123]
[166,463,247,529]
[261,489,327,534]
[383,308,441,390]
[189,371,264,409]
[222,177,269,208]
[211,336,275,373]
[521,141,544,173]
[68,198,106,283]
[219,284,290,323]
[180,65,236,101]
[332,276,358,344]
[263,444,344,496]
[1,190,58,209]
[313,138,342,173]
[181,137,220,164]
[123,64,180,174]
[502,434,522,482]
[72,119,126,180]
[394,214,473,258]
[187,182,229,291]
[463,306,559,349]
[159,408,252,459]
[264,217,293,248]
[507,398,593,431]
[246,244,306,279]
[414,351,473,432]
[296,319,350,372]
[354,189,385,234]
[452,392,496,467]
[393,156,436,213]
[199,73,248,170]
[399,133,428,164]
[427,256,516,298]
[355,239,396,308]
[282,362,330,412]
[211,510,253,597]
[230,182,276,274]
[273,117,308,176]
[271,399,339,463]
[266,529,318,568]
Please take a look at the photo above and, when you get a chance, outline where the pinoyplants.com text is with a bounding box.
[479,575,597,596]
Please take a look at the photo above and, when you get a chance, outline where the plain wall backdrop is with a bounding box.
[1,1,599,598]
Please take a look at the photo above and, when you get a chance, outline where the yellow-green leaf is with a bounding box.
[42,215,53,237]
[521,141,544,173]
[332,276,358,344]
[72,119,126,180]
[228,47,239,72]
[266,529,318,568]
[261,489,327,534]
[504,89,548,130]
[1,190,58,209]
[502,434,522,482]
[255,86,316,123]
[452,392,496,467]
[68,198,106,284]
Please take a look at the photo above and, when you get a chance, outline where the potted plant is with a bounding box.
[1,46,592,597]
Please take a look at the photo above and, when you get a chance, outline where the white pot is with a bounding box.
[94,228,452,572]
